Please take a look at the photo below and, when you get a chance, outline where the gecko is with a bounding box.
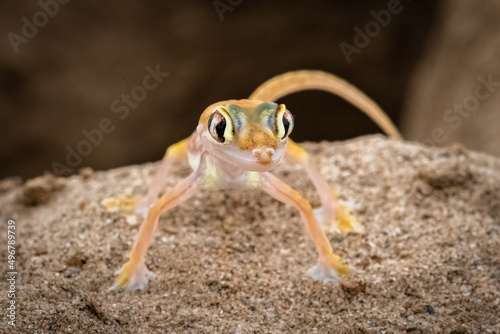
[108,70,402,292]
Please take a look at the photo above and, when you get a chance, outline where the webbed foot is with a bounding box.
[109,261,156,292]
[101,194,139,216]
[306,253,350,283]
[314,203,364,234]
[101,194,154,219]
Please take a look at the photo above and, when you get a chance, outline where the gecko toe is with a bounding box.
[306,254,350,283]
[110,261,155,292]
[314,204,364,234]
[336,204,364,234]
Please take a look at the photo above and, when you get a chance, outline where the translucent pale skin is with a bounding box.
[110,70,402,292]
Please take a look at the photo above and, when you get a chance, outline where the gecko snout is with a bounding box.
[253,147,274,165]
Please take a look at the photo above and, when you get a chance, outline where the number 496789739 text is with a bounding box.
[7,219,17,327]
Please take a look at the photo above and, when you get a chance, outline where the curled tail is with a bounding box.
[249,70,402,139]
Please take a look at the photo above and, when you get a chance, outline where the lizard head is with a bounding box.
[198,99,294,172]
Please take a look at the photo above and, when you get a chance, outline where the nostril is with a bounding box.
[253,148,275,165]
[253,148,274,159]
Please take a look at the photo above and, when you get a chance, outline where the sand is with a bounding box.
[1,135,499,333]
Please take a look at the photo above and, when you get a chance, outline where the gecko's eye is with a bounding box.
[276,104,294,140]
[208,110,226,143]
[208,109,233,143]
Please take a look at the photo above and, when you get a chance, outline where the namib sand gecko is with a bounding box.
[105,70,402,292]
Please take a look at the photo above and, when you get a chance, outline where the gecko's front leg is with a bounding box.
[111,164,203,292]
[285,139,363,234]
[260,172,349,282]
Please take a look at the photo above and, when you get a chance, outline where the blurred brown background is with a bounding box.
[0,0,498,179]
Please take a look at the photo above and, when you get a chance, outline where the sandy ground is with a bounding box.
[0,136,499,333]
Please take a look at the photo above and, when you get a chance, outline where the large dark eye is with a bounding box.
[283,113,290,136]
[278,108,294,139]
[208,110,227,143]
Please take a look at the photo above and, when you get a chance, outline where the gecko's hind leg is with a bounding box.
[284,140,364,234]
[135,138,190,218]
